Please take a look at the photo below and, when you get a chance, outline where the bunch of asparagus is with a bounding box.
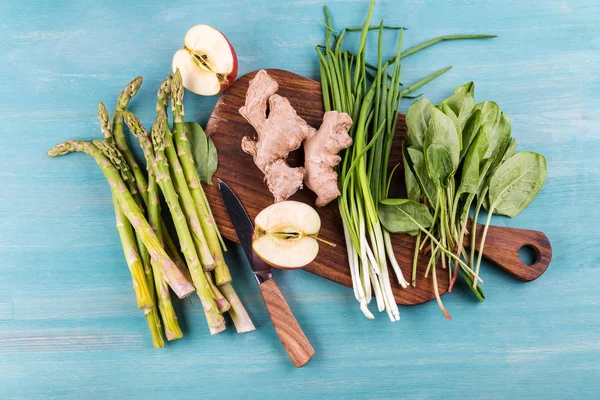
[48,71,255,347]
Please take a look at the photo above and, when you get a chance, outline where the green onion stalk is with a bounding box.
[318,0,496,319]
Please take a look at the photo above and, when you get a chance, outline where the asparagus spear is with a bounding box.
[101,101,153,286]
[155,78,232,314]
[100,102,184,340]
[122,114,225,333]
[113,76,148,202]
[168,71,255,333]
[94,139,184,341]
[47,140,195,299]
[97,103,166,346]
[123,110,216,272]
[109,81,188,280]
[102,101,159,308]
[170,70,232,286]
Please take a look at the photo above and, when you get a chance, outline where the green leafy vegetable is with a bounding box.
[424,108,460,187]
[185,122,218,184]
[379,198,433,235]
[405,98,433,149]
[488,151,547,218]
[396,81,546,309]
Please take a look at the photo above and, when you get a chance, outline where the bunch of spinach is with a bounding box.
[378,83,547,318]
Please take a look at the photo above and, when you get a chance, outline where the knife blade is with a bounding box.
[217,179,272,285]
[218,179,314,368]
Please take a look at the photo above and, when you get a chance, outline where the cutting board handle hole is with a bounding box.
[518,244,539,266]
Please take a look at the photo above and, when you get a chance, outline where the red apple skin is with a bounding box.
[220,31,238,92]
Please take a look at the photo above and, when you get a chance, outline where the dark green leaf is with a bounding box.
[423,108,460,187]
[485,112,511,161]
[405,98,433,149]
[206,137,218,184]
[402,142,421,202]
[407,147,437,206]
[185,122,218,184]
[378,198,433,236]
[460,109,482,160]
[458,125,489,195]
[439,102,462,149]
[453,81,474,96]
[488,152,547,218]
[440,90,475,132]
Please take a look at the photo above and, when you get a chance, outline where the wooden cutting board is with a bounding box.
[204,69,552,306]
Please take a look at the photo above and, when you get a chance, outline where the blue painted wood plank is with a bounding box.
[1,0,599,399]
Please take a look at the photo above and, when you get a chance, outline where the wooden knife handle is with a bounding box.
[259,278,314,368]
[466,223,552,281]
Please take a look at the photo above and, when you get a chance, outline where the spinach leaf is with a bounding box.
[407,147,437,206]
[441,90,475,131]
[206,137,218,184]
[501,137,517,164]
[402,142,421,202]
[423,107,460,187]
[458,126,489,195]
[186,122,218,184]
[378,198,433,236]
[453,81,474,95]
[488,151,547,218]
[460,109,482,160]
[405,98,433,149]
[474,101,501,137]
[439,102,462,149]
[484,112,511,161]
[482,135,517,211]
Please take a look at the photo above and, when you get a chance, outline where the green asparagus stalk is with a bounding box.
[219,283,255,333]
[110,192,154,310]
[170,70,232,285]
[122,114,225,333]
[123,110,216,272]
[151,119,226,334]
[101,100,153,294]
[113,76,148,202]
[95,138,183,341]
[97,104,165,346]
[100,102,184,341]
[102,100,157,304]
[166,73,254,333]
[108,83,190,282]
[47,140,195,299]
[146,163,184,341]
[113,194,165,348]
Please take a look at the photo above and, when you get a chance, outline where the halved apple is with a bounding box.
[253,201,321,269]
[172,24,238,96]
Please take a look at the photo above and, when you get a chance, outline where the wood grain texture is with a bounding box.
[259,278,314,367]
[467,222,552,281]
[2,0,599,399]
[205,69,552,304]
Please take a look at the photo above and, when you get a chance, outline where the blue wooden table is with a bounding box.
[1,0,598,398]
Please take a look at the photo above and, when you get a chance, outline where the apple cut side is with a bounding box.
[172,24,238,96]
[253,201,322,270]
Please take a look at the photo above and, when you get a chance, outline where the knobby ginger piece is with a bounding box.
[303,111,353,207]
[239,70,315,202]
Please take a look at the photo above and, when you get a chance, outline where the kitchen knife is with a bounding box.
[218,179,314,368]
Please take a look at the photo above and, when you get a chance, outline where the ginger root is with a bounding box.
[239,70,352,206]
[303,111,353,207]
[240,70,315,202]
